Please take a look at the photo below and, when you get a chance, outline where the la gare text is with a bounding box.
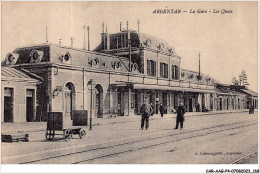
[153,9,232,14]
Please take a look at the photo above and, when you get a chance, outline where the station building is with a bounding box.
[1,27,256,123]
[1,66,42,122]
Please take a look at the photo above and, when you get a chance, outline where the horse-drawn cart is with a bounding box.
[45,110,88,141]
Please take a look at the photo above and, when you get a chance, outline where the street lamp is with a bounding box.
[87,79,95,130]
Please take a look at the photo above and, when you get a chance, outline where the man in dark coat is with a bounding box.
[196,103,200,112]
[159,104,164,118]
[175,101,185,130]
[140,100,153,130]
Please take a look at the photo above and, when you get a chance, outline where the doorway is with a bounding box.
[219,98,222,110]
[26,89,34,122]
[64,83,75,119]
[189,98,193,112]
[95,84,103,118]
[4,88,14,122]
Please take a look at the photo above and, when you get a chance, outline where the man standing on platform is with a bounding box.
[175,101,185,130]
[140,98,153,130]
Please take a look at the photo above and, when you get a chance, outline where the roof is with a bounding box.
[1,67,43,84]
[241,89,258,97]
[181,68,215,85]
[94,30,175,55]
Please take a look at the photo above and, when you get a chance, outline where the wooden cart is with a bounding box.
[45,111,88,141]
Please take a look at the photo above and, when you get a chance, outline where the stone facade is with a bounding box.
[1,67,42,122]
[1,29,256,123]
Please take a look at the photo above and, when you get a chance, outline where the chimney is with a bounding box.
[102,22,104,33]
[101,23,106,50]
[71,37,74,48]
[87,26,90,51]
[137,19,140,33]
[83,24,86,50]
[120,22,122,31]
[59,39,62,45]
[105,25,109,50]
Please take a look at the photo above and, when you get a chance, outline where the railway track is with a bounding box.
[21,120,257,164]
[230,151,258,164]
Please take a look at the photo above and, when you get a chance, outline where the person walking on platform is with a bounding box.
[140,99,153,130]
[175,101,185,130]
[196,103,200,112]
[159,103,164,118]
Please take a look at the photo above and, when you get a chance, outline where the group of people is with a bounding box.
[140,99,185,130]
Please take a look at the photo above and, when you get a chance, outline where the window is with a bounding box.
[147,60,156,76]
[8,54,15,62]
[64,53,70,61]
[160,63,163,77]
[4,88,14,122]
[147,60,151,75]
[132,63,138,72]
[151,61,156,76]
[32,51,39,60]
[165,64,168,78]
[172,65,179,79]
[160,62,168,78]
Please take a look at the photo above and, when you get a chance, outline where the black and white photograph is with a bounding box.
[1,1,259,173]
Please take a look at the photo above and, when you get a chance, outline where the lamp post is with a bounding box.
[87,79,95,130]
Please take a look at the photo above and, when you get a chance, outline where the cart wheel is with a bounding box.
[79,129,86,139]
[45,130,55,140]
[63,129,71,141]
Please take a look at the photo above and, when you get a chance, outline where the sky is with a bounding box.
[1,1,258,92]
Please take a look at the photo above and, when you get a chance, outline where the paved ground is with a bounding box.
[1,109,258,164]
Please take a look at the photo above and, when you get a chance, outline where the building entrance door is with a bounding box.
[189,98,193,112]
[95,92,100,117]
[94,84,103,118]
[117,90,123,116]
[4,88,13,122]
[219,98,222,110]
[26,89,34,122]
[64,90,72,119]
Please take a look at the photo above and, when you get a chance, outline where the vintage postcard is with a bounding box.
[1,1,258,173]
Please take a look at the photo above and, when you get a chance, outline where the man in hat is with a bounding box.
[175,101,185,130]
[140,98,153,130]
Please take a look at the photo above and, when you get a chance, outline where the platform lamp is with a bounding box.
[87,79,95,130]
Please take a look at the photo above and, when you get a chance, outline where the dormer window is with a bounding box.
[64,53,70,61]
[132,63,138,72]
[112,60,121,70]
[5,53,18,65]
[30,50,43,63]
[8,54,15,62]
[89,57,99,67]
[32,51,39,60]
[115,61,121,69]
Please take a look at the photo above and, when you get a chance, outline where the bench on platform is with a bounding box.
[1,134,29,143]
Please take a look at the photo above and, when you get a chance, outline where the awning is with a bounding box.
[133,83,215,93]
[133,84,183,91]
[183,88,215,93]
